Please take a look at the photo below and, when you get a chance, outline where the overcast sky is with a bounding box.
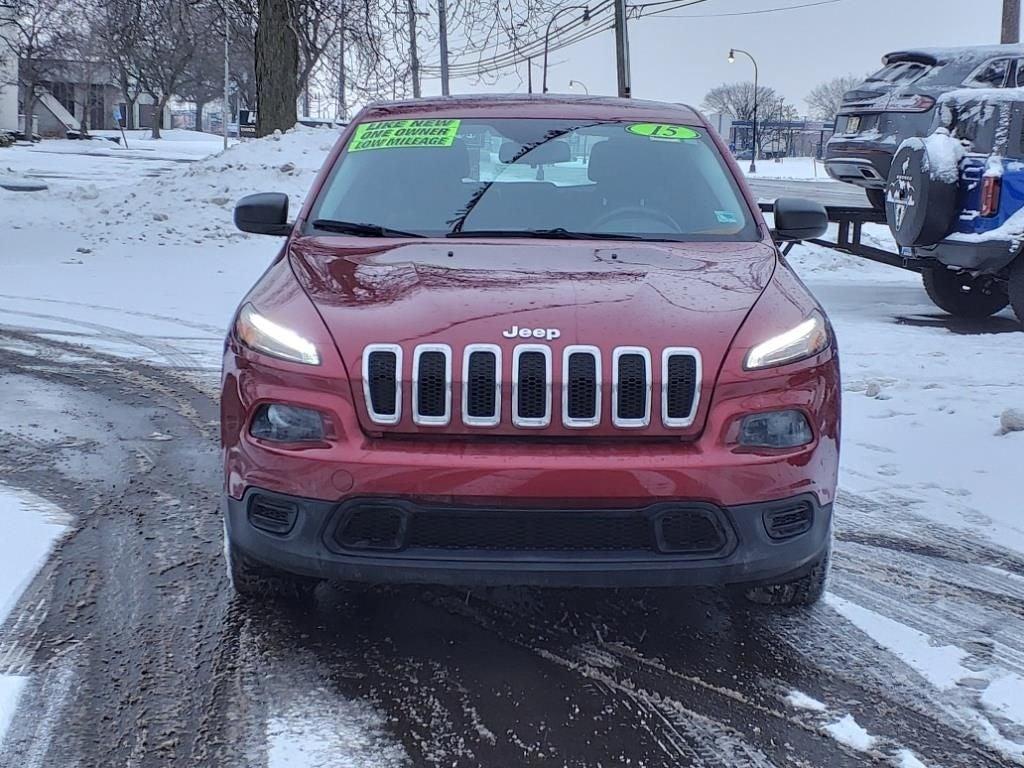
[423,0,1006,116]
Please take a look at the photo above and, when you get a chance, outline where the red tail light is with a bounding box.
[886,95,936,113]
[981,175,1001,218]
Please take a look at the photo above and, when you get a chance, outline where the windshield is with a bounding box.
[309,117,758,242]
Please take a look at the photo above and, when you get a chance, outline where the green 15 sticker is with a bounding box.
[626,123,701,140]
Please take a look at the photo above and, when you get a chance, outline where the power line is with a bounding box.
[654,0,842,18]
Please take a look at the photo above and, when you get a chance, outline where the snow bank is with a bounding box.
[88,125,341,245]
[827,595,970,690]
[824,714,876,752]
[784,690,827,712]
[0,485,68,626]
[982,674,1024,729]
[0,676,26,748]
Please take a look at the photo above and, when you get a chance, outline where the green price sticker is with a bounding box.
[626,123,701,141]
[348,119,462,151]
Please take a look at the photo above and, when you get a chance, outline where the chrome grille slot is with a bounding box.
[462,344,501,427]
[512,345,551,427]
[413,344,452,425]
[562,346,600,428]
[362,344,402,425]
[662,348,702,428]
[613,347,651,428]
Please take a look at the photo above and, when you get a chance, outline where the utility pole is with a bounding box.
[1003,0,1020,43]
[338,0,347,120]
[222,0,229,150]
[613,0,631,98]
[407,0,421,98]
[438,0,450,96]
[527,56,533,93]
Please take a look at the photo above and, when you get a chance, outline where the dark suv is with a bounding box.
[826,45,1024,209]
[884,90,1024,323]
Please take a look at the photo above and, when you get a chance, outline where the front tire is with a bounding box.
[1009,256,1024,325]
[226,540,319,601]
[745,543,830,608]
[865,187,886,210]
[922,267,1009,319]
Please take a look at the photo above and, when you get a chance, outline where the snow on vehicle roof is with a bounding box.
[360,94,705,125]
[938,86,1024,106]
[885,44,1024,65]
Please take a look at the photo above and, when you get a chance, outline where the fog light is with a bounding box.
[250,404,325,442]
[738,410,812,448]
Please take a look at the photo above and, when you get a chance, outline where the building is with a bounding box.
[0,1,18,134]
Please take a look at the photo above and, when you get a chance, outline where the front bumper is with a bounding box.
[225,488,833,588]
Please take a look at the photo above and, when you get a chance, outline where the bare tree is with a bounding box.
[134,0,208,138]
[254,0,297,135]
[805,75,860,122]
[179,12,226,132]
[702,81,779,122]
[89,0,146,129]
[0,0,72,136]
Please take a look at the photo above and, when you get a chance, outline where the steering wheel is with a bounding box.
[591,205,682,233]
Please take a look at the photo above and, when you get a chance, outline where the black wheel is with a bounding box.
[226,539,319,601]
[745,543,830,608]
[1009,256,1024,325]
[865,187,886,210]
[922,267,1009,319]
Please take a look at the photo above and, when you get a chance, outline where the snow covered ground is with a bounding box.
[741,155,832,180]
[1,127,1023,764]
[0,486,68,748]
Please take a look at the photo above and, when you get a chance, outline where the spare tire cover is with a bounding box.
[885,140,960,248]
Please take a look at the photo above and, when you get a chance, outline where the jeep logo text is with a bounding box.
[502,325,561,341]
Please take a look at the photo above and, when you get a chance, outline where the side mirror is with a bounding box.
[234,193,292,236]
[772,197,828,241]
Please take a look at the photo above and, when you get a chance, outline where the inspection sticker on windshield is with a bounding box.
[626,123,701,141]
[715,210,739,224]
[349,119,461,151]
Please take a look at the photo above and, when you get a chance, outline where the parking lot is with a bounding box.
[0,131,1021,767]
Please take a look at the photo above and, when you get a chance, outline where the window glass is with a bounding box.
[311,118,758,242]
[966,58,1011,88]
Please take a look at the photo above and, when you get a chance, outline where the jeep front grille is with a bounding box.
[360,343,701,431]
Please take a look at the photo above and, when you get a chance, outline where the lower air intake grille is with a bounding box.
[248,495,299,535]
[656,509,726,553]
[366,350,398,416]
[337,505,406,550]
[763,501,814,540]
[517,351,548,421]
[408,510,654,552]
[616,353,648,422]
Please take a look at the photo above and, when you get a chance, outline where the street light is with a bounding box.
[728,47,758,174]
[568,79,589,95]
[543,6,590,94]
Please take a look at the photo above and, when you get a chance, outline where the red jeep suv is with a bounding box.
[222,95,839,607]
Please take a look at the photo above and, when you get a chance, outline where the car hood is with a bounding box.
[289,237,776,436]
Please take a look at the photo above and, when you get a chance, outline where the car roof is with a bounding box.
[358,94,706,125]
[884,44,1024,66]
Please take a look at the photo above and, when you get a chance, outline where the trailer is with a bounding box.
[759,201,917,272]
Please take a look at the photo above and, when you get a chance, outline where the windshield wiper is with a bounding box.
[311,219,425,238]
[446,228,646,241]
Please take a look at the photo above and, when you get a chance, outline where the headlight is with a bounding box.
[744,311,829,370]
[235,303,320,365]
